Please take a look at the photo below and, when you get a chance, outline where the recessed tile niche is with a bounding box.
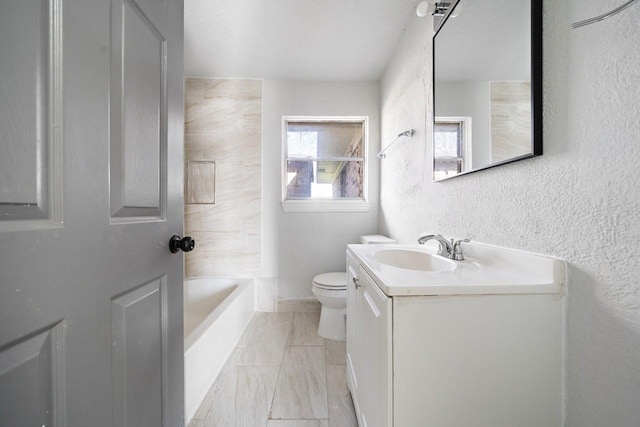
[186,161,216,204]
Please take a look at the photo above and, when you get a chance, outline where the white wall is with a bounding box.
[380,1,640,426]
[262,80,381,299]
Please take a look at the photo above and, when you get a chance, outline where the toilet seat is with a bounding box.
[312,272,346,290]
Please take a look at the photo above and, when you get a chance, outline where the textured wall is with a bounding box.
[262,80,380,300]
[380,1,640,425]
[184,78,262,278]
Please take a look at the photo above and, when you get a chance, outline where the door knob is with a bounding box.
[169,235,195,253]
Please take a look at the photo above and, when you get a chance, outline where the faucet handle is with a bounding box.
[451,239,470,261]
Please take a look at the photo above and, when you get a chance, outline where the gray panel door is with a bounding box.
[0,0,185,425]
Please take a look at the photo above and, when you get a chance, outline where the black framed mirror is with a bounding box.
[432,0,542,181]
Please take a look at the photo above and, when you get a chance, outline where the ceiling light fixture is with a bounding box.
[415,0,435,17]
[416,1,461,18]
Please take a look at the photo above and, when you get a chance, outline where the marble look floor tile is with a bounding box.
[192,349,240,420]
[325,339,346,365]
[267,420,329,427]
[236,312,293,366]
[236,312,292,347]
[327,364,358,427]
[270,346,328,419]
[198,366,280,427]
[188,310,358,427]
[288,311,324,346]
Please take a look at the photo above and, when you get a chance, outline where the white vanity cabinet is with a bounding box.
[346,245,565,427]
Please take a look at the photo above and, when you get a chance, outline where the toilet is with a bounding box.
[312,235,395,340]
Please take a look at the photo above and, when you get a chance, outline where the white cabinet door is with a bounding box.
[356,267,392,427]
[346,251,360,401]
[393,295,563,427]
[0,0,185,425]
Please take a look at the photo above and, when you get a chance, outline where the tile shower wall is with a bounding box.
[184,78,262,277]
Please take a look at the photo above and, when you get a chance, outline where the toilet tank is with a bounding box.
[360,235,396,244]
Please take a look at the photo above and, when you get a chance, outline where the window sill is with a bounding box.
[282,199,370,213]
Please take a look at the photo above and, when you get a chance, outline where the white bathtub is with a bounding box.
[184,278,255,423]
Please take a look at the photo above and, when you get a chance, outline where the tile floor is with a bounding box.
[189,311,358,427]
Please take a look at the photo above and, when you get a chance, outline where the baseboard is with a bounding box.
[274,298,321,312]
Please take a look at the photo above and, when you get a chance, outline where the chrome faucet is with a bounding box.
[417,234,452,257]
[418,234,470,260]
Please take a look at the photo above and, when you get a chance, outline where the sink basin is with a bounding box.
[374,249,456,272]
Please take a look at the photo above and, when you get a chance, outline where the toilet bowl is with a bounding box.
[312,272,347,340]
[312,235,396,341]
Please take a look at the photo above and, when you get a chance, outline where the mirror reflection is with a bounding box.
[433,0,541,181]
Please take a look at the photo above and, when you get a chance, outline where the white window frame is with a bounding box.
[433,116,473,180]
[281,116,369,213]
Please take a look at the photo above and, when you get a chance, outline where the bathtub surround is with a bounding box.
[380,1,640,426]
[262,80,381,300]
[188,312,356,427]
[184,78,262,278]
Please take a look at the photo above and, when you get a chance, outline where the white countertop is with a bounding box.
[347,242,565,296]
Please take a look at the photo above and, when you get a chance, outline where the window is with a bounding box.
[434,117,472,180]
[282,116,368,212]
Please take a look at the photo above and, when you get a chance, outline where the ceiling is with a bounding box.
[184,0,419,81]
